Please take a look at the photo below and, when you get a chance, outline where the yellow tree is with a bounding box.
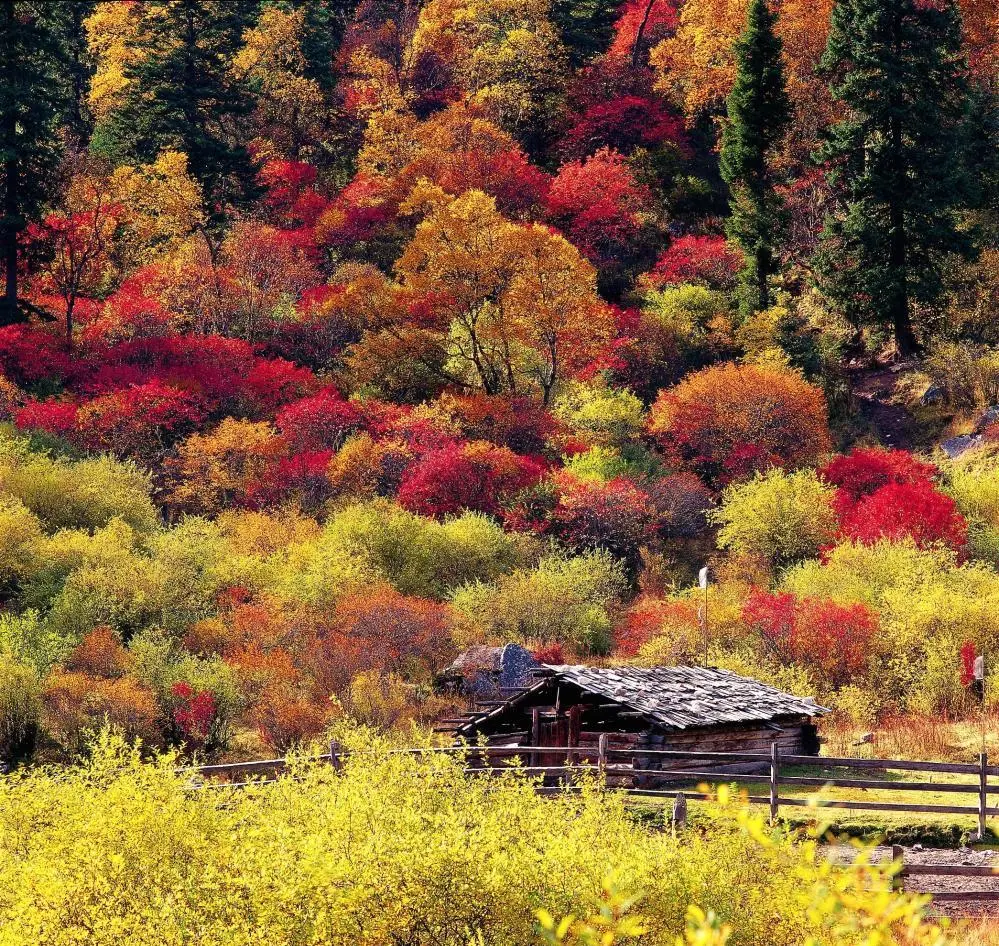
[232,6,329,162]
[84,0,144,122]
[382,185,614,403]
[413,0,568,145]
[651,0,837,160]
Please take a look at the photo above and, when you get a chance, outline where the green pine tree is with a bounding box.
[719,0,791,316]
[814,0,973,357]
[98,0,262,233]
[0,0,66,325]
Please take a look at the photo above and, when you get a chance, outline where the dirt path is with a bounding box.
[828,845,999,918]
[848,361,920,452]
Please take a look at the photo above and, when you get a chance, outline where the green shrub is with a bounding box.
[0,657,41,766]
[451,551,625,655]
[712,469,838,567]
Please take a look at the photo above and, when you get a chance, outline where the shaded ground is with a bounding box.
[848,360,921,451]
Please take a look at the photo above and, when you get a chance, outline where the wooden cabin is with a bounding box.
[454,665,828,785]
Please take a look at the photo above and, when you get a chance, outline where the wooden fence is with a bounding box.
[189,742,998,836]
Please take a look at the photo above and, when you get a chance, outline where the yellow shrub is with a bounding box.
[0,735,950,946]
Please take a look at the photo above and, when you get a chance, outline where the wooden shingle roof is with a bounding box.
[457,665,827,736]
[546,665,828,730]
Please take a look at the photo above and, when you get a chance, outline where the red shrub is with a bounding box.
[241,357,320,418]
[562,94,687,160]
[275,388,363,451]
[443,393,559,455]
[15,399,80,438]
[960,640,978,687]
[531,643,565,664]
[614,598,700,658]
[397,442,543,518]
[645,235,742,290]
[74,380,207,459]
[743,589,878,687]
[0,325,76,387]
[169,681,218,749]
[838,480,968,553]
[550,474,655,561]
[820,448,938,514]
[546,148,654,269]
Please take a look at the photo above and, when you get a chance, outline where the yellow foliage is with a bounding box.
[232,6,329,161]
[85,1,144,119]
[0,737,952,945]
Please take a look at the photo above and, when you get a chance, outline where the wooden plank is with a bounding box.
[608,767,772,783]
[778,776,982,794]
[903,864,999,878]
[772,797,991,816]
[925,891,999,902]
[780,755,981,774]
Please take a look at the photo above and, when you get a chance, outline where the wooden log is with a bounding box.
[892,846,904,892]
[770,742,779,823]
[903,864,999,878]
[925,891,999,902]
[979,752,989,840]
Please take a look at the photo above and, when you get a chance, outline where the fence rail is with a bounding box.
[188,742,996,834]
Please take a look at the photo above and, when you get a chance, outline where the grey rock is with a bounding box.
[940,434,982,460]
[973,405,999,434]
[920,385,945,406]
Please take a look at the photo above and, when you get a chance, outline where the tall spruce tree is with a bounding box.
[0,1,66,325]
[720,0,792,315]
[814,0,973,356]
[99,0,262,233]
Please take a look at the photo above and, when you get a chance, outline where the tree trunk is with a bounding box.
[1,155,18,326]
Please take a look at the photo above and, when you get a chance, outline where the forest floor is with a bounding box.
[848,359,923,451]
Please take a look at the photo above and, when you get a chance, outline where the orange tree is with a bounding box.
[648,361,831,483]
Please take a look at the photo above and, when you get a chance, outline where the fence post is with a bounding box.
[672,792,687,837]
[329,738,342,772]
[979,751,989,841]
[769,741,779,823]
[891,845,905,892]
[598,733,608,779]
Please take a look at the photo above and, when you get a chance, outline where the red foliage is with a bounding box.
[649,362,832,483]
[397,441,544,518]
[546,148,654,268]
[743,589,878,687]
[608,0,680,62]
[614,598,699,657]
[550,474,655,561]
[645,235,742,290]
[0,325,76,387]
[82,269,176,345]
[237,356,320,419]
[838,480,968,553]
[960,640,978,687]
[562,94,688,159]
[820,448,938,513]
[14,398,80,438]
[531,643,565,664]
[74,380,207,459]
[444,393,559,455]
[170,681,218,749]
[274,388,363,451]
[259,159,330,229]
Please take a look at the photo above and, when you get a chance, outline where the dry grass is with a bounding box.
[820,713,999,764]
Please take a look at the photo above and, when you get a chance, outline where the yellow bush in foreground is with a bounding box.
[0,736,948,946]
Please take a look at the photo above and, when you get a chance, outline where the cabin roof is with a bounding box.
[457,665,828,736]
